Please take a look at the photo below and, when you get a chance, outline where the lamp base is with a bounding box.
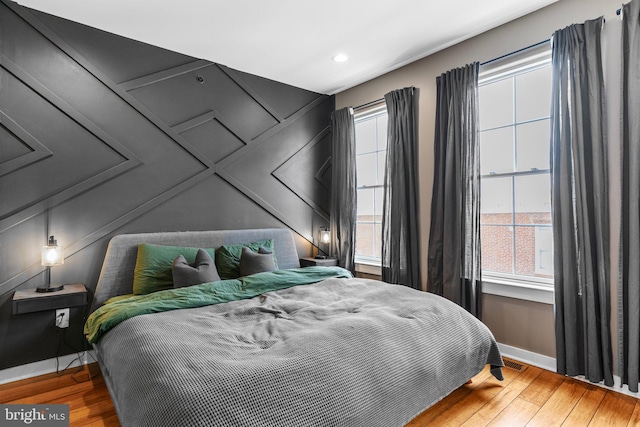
[36,284,65,293]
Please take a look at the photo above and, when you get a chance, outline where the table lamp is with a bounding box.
[37,235,65,293]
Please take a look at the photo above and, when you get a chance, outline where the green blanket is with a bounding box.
[85,266,352,344]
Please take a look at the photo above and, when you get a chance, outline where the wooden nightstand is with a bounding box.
[299,257,338,267]
[12,283,88,315]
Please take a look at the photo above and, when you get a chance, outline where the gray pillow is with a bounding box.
[172,249,221,288]
[239,246,277,277]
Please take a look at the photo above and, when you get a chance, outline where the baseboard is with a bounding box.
[498,342,557,372]
[0,351,96,385]
[498,342,640,398]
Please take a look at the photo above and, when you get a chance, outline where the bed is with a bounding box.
[87,228,503,427]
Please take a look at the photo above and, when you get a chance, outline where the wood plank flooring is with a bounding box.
[0,360,638,426]
[409,359,639,427]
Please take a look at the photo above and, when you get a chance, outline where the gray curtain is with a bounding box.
[329,107,356,273]
[427,63,481,317]
[550,17,613,386]
[619,0,640,393]
[381,87,421,288]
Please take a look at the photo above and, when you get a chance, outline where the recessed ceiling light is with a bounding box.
[333,54,349,63]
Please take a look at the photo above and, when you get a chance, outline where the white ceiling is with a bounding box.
[16,0,557,94]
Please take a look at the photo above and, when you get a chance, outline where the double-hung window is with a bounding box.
[478,44,554,290]
[354,102,388,266]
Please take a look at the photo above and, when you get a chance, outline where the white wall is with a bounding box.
[336,0,622,368]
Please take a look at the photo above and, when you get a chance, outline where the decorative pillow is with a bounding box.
[133,244,216,295]
[172,249,221,288]
[239,246,277,277]
[215,239,276,280]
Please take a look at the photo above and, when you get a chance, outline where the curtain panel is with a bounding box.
[381,87,421,289]
[550,17,613,386]
[329,107,357,273]
[426,63,481,317]
[619,0,640,393]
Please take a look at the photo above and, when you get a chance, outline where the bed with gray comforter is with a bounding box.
[89,228,503,427]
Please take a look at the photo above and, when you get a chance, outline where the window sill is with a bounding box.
[353,264,554,304]
[355,261,382,276]
[482,276,554,305]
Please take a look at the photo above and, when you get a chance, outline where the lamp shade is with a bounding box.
[41,236,64,266]
[320,228,331,244]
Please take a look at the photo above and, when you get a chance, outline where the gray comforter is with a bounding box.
[96,277,503,426]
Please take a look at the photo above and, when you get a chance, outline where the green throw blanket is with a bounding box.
[85,266,352,344]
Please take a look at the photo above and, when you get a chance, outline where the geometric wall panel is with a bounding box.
[0,123,34,164]
[174,111,247,164]
[223,66,321,121]
[315,158,332,190]
[0,0,334,370]
[274,128,332,219]
[0,111,52,177]
[0,54,140,228]
[127,63,280,139]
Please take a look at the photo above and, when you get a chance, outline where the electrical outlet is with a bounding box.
[56,308,69,328]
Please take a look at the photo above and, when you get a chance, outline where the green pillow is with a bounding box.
[215,239,276,279]
[133,244,216,295]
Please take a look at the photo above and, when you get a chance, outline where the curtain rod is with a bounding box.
[354,98,384,111]
[354,38,549,110]
[480,38,550,66]
[353,7,618,110]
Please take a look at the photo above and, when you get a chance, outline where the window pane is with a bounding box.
[516,66,552,122]
[376,151,386,185]
[374,187,384,222]
[514,225,553,278]
[515,211,552,226]
[481,177,513,215]
[356,153,377,187]
[377,115,388,151]
[516,120,550,172]
[374,223,383,259]
[357,188,374,217]
[514,226,536,276]
[479,78,513,130]
[480,127,514,174]
[355,118,377,154]
[514,174,551,213]
[355,223,375,258]
[481,225,513,274]
[534,226,554,278]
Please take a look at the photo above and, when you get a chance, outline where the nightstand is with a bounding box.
[12,283,88,315]
[299,257,338,267]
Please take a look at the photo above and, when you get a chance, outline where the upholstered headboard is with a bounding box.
[91,228,301,312]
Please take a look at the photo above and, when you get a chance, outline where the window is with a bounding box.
[354,102,387,265]
[479,44,553,284]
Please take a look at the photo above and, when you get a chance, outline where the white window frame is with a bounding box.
[479,42,554,304]
[353,101,387,271]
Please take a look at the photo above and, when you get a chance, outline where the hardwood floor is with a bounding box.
[0,364,118,427]
[410,359,640,427]
[1,360,638,426]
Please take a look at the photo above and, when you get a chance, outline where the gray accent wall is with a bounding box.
[0,0,334,369]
